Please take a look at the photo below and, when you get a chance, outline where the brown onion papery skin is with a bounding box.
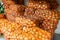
[4,5,20,22]
[4,5,25,22]
[24,7,43,26]
[24,6,59,34]
[24,7,59,34]
[35,9,59,34]
[2,0,25,22]
[2,0,15,9]
[2,0,26,24]
[0,19,52,40]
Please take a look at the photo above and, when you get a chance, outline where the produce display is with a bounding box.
[0,0,59,40]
